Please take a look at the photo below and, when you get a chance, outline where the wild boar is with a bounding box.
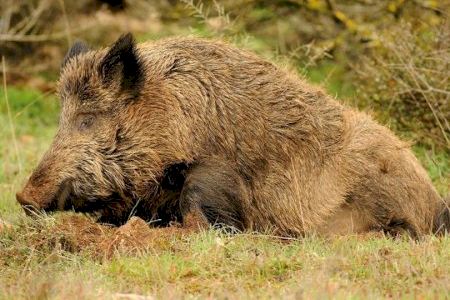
[17,34,449,237]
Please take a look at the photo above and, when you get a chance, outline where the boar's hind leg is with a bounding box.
[345,182,421,238]
[179,159,248,232]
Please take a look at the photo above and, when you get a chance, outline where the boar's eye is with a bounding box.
[78,114,95,131]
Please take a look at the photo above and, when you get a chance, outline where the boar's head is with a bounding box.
[16,34,177,225]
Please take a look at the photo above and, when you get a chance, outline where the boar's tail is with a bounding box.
[433,195,450,235]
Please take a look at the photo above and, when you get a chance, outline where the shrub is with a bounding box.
[354,24,449,151]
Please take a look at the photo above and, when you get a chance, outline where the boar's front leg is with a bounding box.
[179,159,249,232]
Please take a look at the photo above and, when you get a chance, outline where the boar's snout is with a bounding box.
[16,176,67,215]
[16,191,41,215]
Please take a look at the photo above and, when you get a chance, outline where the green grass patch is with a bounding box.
[0,87,58,217]
[303,61,356,100]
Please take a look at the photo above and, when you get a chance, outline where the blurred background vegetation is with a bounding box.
[0,0,449,194]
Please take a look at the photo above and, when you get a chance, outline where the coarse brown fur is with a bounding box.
[17,34,449,237]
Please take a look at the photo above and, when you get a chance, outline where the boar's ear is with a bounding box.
[98,33,143,98]
[62,40,90,69]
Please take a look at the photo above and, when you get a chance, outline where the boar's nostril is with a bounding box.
[16,192,40,216]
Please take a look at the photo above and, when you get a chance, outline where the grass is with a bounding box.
[1,81,449,299]
[1,213,449,299]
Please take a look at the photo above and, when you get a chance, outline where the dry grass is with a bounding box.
[1,213,449,299]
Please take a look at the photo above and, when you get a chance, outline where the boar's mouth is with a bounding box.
[39,186,134,225]
[54,185,137,225]
[37,180,73,213]
[18,176,141,226]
